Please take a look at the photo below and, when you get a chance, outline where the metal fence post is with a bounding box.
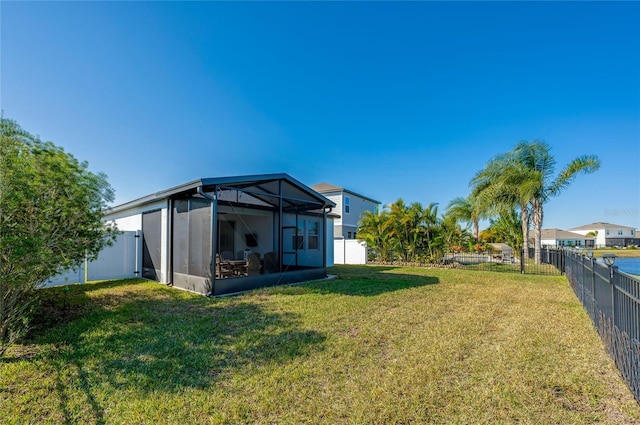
[520,248,525,274]
[611,265,619,330]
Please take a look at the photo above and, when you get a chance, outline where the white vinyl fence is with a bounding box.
[334,239,367,265]
[43,231,140,287]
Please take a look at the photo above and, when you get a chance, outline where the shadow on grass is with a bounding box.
[270,265,440,297]
[6,280,326,423]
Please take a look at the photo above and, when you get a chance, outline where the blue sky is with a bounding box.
[2,1,639,231]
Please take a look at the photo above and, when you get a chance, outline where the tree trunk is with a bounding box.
[520,204,530,260]
[531,198,543,264]
[473,220,479,242]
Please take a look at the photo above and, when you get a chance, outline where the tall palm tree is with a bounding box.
[470,155,532,259]
[446,195,482,241]
[509,141,600,263]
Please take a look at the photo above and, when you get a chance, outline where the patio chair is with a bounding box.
[215,254,233,279]
[246,252,261,276]
[263,251,278,273]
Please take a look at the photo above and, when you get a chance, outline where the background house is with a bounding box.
[311,183,380,239]
[540,229,595,248]
[569,222,639,248]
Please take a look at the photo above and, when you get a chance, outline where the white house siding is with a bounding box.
[318,192,377,239]
[282,212,325,268]
[541,238,586,247]
[326,216,334,267]
[342,193,377,238]
[570,223,638,247]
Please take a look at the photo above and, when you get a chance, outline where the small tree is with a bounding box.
[0,117,117,355]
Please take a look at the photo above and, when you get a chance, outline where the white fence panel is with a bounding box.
[334,239,367,265]
[43,265,85,287]
[43,231,139,287]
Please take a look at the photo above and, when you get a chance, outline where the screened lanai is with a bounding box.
[169,174,335,296]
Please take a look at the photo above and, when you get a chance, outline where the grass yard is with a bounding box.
[1,266,639,424]
[592,248,640,258]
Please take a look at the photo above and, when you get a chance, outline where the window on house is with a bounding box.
[606,230,610,235]
[308,221,319,250]
[347,231,352,239]
[618,230,623,236]
[345,196,350,214]
[293,219,305,250]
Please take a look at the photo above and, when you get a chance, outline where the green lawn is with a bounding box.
[591,248,640,258]
[1,266,639,424]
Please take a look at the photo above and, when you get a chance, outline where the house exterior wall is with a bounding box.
[321,191,377,239]
[571,225,638,247]
[282,212,325,268]
[541,237,587,247]
[326,216,334,267]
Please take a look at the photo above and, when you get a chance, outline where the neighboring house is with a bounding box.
[311,183,380,239]
[104,174,335,296]
[540,228,595,248]
[569,222,639,248]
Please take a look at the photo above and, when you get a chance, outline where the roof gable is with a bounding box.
[541,228,594,240]
[311,182,380,204]
[569,222,636,231]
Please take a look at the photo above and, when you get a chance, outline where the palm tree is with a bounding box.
[387,199,412,262]
[509,141,600,263]
[470,155,532,259]
[386,199,439,262]
[446,195,483,241]
[486,210,523,255]
[475,141,600,264]
[358,207,394,262]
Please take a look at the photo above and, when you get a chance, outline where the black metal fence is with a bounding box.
[443,247,564,275]
[563,250,640,401]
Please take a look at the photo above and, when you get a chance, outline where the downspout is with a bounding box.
[198,186,218,296]
[167,198,173,285]
[323,206,333,270]
[322,207,327,271]
[278,180,283,272]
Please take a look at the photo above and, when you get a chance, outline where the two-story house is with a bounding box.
[569,222,639,248]
[311,183,380,239]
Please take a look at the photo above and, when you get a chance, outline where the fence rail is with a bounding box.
[442,247,563,276]
[563,250,640,401]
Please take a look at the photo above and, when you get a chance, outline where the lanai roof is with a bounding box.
[106,173,336,215]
